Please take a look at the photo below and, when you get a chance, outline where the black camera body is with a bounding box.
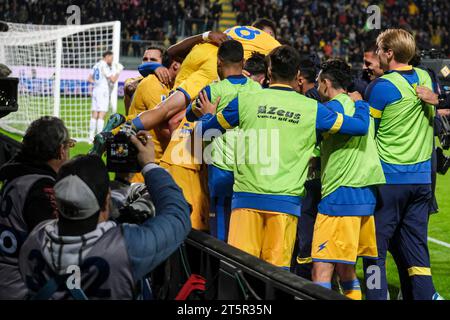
[437,114,450,150]
[0,77,19,118]
[105,125,141,173]
[436,147,450,175]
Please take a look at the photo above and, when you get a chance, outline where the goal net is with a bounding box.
[0,21,121,142]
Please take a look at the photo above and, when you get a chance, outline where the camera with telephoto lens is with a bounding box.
[437,114,450,150]
[105,121,141,173]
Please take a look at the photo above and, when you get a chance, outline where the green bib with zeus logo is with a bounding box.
[376,67,434,165]
[320,93,385,198]
[234,88,318,197]
[208,78,262,171]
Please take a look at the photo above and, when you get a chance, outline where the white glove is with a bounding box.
[114,62,124,74]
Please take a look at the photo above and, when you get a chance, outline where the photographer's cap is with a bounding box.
[54,174,100,220]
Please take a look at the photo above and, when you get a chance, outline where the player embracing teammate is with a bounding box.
[362,29,441,300]
[70,22,443,300]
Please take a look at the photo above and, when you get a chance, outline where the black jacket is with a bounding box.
[305,87,322,102]
[0,153,58,230]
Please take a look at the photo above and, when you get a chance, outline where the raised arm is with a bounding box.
[167,31,228,59]
[123,136,191,280]
[129,90,188,132]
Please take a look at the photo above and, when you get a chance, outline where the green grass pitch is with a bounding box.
[1,98,449,299]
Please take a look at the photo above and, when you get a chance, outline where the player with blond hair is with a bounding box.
[363,28,441,300]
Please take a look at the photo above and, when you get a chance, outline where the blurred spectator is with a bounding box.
[1,0,217,40]
[0,116,74,299]
[131,31,142,57]
[18,135,191,299]
[2,0,449,61]
[234,0,450,62]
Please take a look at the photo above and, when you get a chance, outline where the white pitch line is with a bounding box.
[428,237,450,249]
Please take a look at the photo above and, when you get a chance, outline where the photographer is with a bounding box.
[0,116,73,299]
[19,134,191,300]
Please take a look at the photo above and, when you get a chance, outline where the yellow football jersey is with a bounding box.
[129,74,170,163]
[124,75,143,87]
[225,26,281,59]
[174,43,219,101]
[162,27,280,227]
[159,117,210,231]
[174,26,280,101]
[160,117,203,171]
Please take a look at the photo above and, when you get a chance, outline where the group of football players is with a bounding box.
[121,18,443,300]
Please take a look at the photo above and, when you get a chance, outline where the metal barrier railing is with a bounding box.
[174,229,347,300]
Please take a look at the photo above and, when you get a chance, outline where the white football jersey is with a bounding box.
[91,60,114,90]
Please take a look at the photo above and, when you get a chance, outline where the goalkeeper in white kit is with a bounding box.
[88,50,123,142]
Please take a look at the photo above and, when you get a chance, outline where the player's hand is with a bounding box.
[348,91,363,102]
[416,86,439,105]
[208,31,228,46]
[197,90,220,115]
[130,131,155,166]
[115,62,124,73]
[155,66,171,86]
[124,79,139,96]
[438,109,450,117]
[242,69,251,77]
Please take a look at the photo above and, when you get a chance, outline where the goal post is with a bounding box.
[0,20,121,142]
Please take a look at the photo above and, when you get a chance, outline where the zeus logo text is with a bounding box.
[257,105,301,120]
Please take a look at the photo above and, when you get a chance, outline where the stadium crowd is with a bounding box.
[2,1,448,62]
[1,0,222,53]
[234,0,450,63]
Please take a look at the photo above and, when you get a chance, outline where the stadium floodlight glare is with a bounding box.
[0,21,121,142]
